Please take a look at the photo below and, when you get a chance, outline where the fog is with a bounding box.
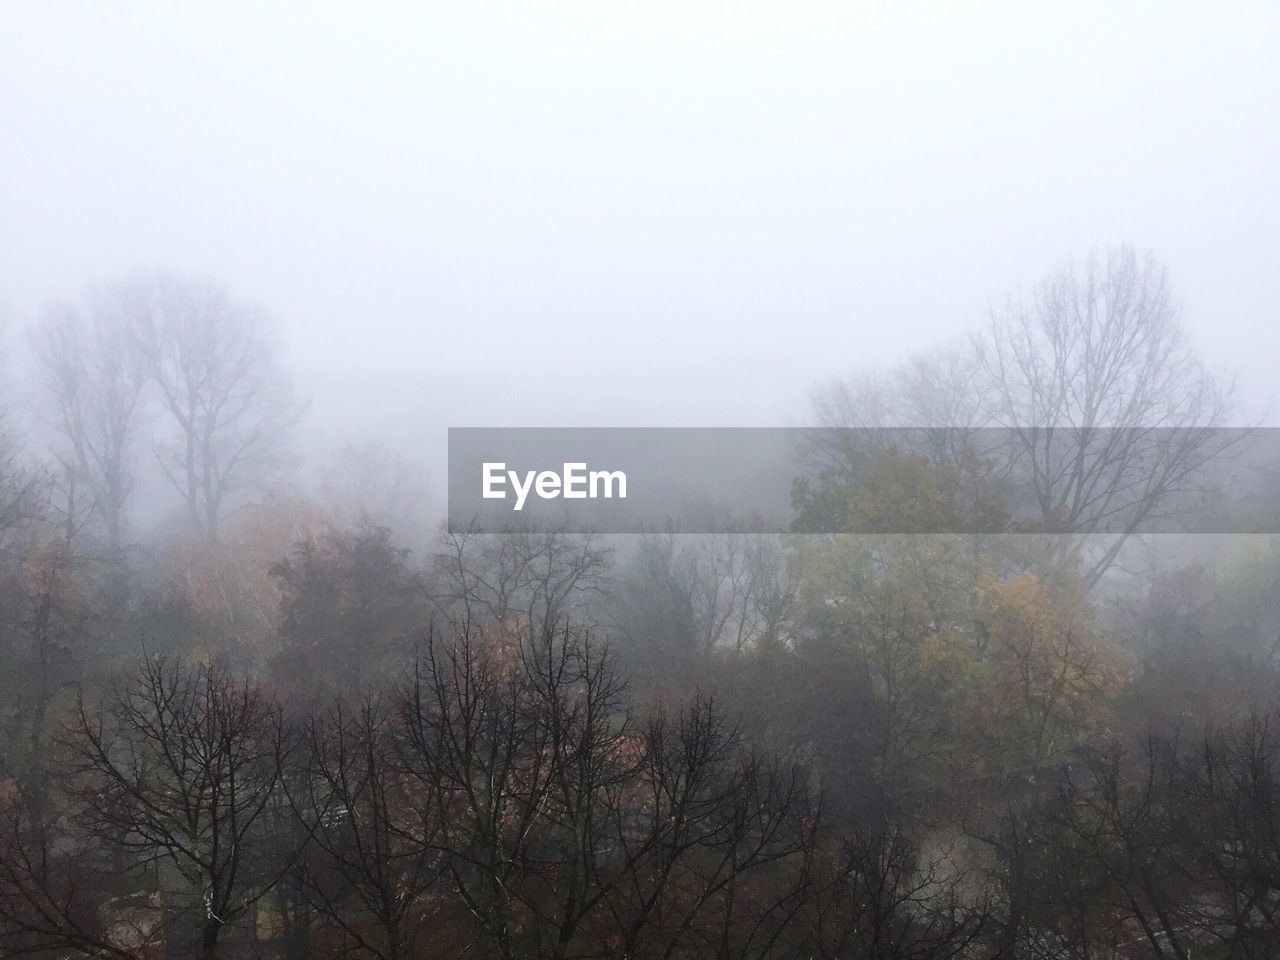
[7,8,1280,959]
[4,3,1278,467]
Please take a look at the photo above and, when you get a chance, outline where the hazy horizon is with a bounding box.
[4,3,1278,478]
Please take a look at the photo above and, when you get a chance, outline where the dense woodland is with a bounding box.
[4,248,1280,959]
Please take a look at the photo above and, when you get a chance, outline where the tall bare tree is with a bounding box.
[31,290,146,556]
[979,245,1238,585]
[126,273,300,541]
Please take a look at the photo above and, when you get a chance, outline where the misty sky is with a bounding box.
[3,3,1278,472]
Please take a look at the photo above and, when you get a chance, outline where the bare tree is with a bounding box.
[126,273,300,540]
[0,789,144,960]
[613,709,815,960]
[810,344,988,430]
[317,439,436,549]
[31,290,146,556]
[798,349,995,535]
[430,526,610,634]
[612,527,798,678]
[396,620,816,960]
[979,245,1239,585]
[677,527,800,657]
[65,656,298,960]
[396,622,560,959]
[802,249,1239,574]
[295,698,448,960]
[798,823,988,960]
[0,339,42,558]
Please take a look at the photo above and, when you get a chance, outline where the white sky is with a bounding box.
[3,2,1278,464]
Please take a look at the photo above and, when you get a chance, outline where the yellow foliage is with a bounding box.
[972,572,1129,773]
[159,494,330,650]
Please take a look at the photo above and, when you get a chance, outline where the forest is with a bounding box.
[2,247,1280,960]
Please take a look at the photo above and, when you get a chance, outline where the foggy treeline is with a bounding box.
[4,247,1280,960]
